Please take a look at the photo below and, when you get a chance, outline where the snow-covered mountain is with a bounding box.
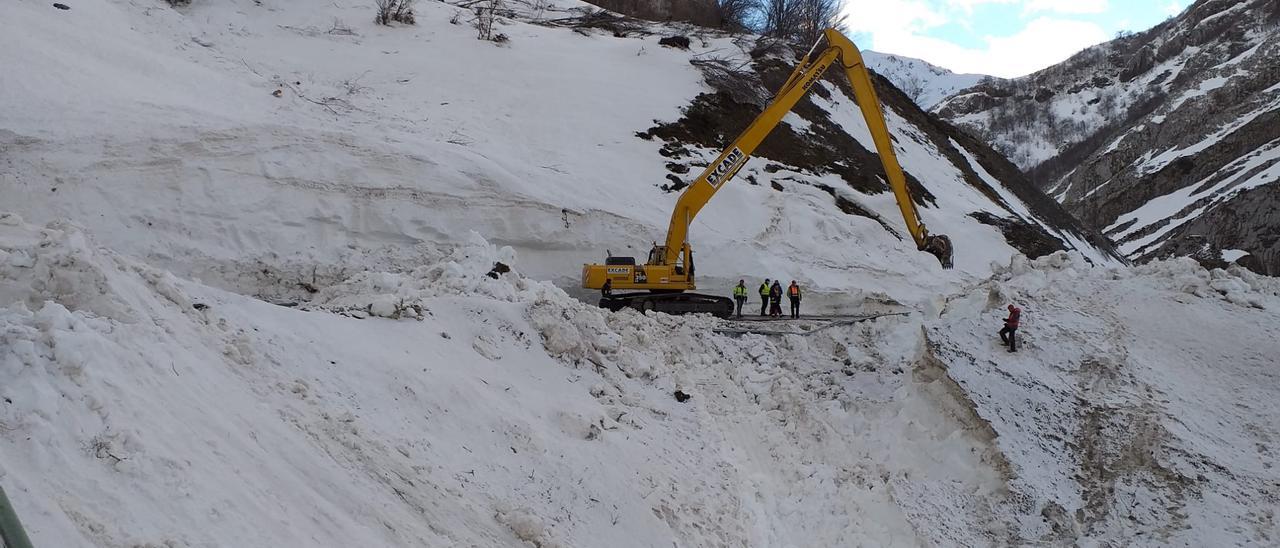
[863,50,992,110]
[936,0,1280,273]
[3,0,1277,546]
[0,0,1113,302]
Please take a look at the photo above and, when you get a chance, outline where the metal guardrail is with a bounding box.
[0,483,34,548]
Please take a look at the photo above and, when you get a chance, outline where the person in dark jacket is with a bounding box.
[999,304,1021,352]
[769,281,783,317]
[758,279,771,316]
[602,278,612,298]
[787,280,801,319]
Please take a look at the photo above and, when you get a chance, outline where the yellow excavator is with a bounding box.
[582,28,953,317]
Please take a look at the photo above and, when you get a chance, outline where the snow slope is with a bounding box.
[0,215,1024,546]
[928,252,1280,545]
[863,50,991,110]
[0,0,1112,315]
[4,215,1277,546]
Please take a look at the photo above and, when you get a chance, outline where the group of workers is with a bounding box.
[732,279,801,318]
[733,282,1022,354]
[607,276,1023,352]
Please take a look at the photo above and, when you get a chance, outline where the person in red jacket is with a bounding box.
[999,304,1021,352]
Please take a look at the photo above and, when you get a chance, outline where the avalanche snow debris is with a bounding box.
[3,215,1278,546]
[927,251,1280,545]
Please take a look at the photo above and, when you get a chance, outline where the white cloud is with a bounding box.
[843,0,947,33]
[944,0,1018,15]
[934,0,1107,15]
[1021,0,1109,15]
[843,0,1113,78]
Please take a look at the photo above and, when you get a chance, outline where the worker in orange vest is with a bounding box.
[787,280,802,319]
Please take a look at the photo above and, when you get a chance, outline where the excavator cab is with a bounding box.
[646,245,666,266]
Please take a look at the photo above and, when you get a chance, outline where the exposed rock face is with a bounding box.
[935,0,1280,273]
[581,0,720,27]
[1156,183,1280,275]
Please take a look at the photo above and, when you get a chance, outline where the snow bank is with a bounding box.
[926,251,1280,545]
[4,213,1277,546]
[0,216,1027,546]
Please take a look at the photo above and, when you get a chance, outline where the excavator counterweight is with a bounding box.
[583,29,954,317]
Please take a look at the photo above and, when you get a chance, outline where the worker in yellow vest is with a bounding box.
[758,279,771,316]
[732,280,748,317]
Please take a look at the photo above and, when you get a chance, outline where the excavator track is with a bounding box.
[600,293,734,319]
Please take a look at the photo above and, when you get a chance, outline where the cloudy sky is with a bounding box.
[842,0,1192,78]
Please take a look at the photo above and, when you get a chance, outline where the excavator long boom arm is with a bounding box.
[661,28,952,268]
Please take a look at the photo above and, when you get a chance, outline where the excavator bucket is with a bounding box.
[923,234,954,269]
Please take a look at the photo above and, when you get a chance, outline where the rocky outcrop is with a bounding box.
[1153,183,1280,275]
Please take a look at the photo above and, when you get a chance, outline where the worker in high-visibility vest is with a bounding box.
[758,279,771,316]
[732,280,748,317]
[788,280,802,319]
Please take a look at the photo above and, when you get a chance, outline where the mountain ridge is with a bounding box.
[862,50,992,110]
[935,0,1280,273]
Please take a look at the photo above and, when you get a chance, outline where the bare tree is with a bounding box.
[530,0,550,21]
[758,0,845,43]
[792,0,845,44]
[760,0,798,39]
[375,0,416,25]
[718,0,761,32]
[899,74,925,103]
[475,0,509,42]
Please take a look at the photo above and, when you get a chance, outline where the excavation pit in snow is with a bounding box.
[713,312,912,336]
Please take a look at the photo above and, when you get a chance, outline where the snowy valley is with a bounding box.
[2,0,1279,546]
